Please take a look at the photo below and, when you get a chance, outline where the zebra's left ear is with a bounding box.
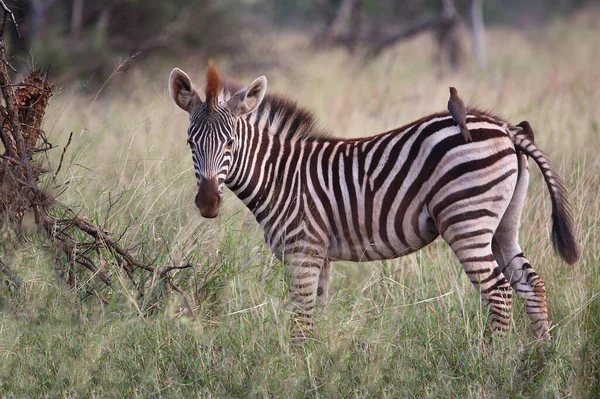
[226,76,267,116]
[169,68,202,113]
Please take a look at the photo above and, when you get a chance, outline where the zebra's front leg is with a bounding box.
[316,260,331,309]
[287,252,323,344]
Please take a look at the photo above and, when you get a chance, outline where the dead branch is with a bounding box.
[368,17,439,58]
[168,279,196,319]
[0,258,23,289]
[0,3,195,312]
[0,1,19,38]
[1,83,53,91]
[314,0,468,72]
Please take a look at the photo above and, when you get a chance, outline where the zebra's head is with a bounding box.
[169,63,267,218]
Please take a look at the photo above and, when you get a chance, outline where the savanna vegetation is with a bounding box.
[0,3,599,398]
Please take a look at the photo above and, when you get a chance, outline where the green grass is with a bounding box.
[1,9,600,398]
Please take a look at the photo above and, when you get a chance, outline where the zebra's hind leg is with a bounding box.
[287,251,323,344]
[493,246,549,340]
[442,226,513,337]
[493,152,550,340]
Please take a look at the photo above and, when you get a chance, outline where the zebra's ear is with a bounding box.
[169,68,202,113]
[226,76,267,116]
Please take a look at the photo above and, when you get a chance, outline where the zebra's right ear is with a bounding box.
[169,68,202,113]
[226,76,267,116]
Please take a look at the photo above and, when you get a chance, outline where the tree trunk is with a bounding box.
[471,0,486,69]
[70,0,83,41]
[29,0,56,41]
[347,0,363,53]
[29,0,45,41]
[436,0,465,73]
[325,0,357,40]
[441,0,458,19]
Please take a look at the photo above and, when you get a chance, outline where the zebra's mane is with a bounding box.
[218,79,331,142]
[216,78,509,142]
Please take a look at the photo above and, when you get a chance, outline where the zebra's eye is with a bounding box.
[187,138,194,147]
[225,139,234,150]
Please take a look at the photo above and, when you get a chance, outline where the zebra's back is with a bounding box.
[313,112,518,262]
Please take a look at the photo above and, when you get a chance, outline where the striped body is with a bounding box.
[228,110,517,263]
[169,65,578,343]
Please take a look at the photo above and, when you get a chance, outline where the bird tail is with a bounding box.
[460,125,471,142]
[510,125,579,264]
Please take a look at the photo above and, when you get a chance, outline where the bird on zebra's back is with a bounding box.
[168,63,579,345]
[448,86,472,143]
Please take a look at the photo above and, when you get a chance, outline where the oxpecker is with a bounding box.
[448,87,472,143]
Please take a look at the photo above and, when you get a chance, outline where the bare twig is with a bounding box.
[54,131,73,178]
[32,145,56,154]
[159,263,193,278]
[0,1,20,39]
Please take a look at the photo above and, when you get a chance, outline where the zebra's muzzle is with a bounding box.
[195,178,221,218]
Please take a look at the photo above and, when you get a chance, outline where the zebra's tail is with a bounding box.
[510,123,579,264]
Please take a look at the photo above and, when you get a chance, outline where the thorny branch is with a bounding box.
[0,3,194,310]
[0,0,20,38]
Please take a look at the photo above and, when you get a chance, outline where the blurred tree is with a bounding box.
[312,0,467,72]
[6,0,244,84]
[2,0,596,83]
[269,0,595,71]
[435,0,465,73]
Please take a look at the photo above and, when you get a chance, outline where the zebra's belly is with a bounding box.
[326,209,439,262]
[328,235,439,262]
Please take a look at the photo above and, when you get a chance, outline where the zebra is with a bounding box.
[168,63,578,342]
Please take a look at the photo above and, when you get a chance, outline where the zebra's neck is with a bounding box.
[225,114,314,212]
[223,87,333,213]
[223,94,338,250]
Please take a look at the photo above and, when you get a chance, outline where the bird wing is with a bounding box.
[448,100,466,125]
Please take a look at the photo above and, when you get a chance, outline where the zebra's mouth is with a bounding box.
[195,191,221,218]
[195,178,221,218]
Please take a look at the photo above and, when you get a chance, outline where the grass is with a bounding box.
[1,9,600,398]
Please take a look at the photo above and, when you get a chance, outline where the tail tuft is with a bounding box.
[513,124,579,264]
[550,176,579,264]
